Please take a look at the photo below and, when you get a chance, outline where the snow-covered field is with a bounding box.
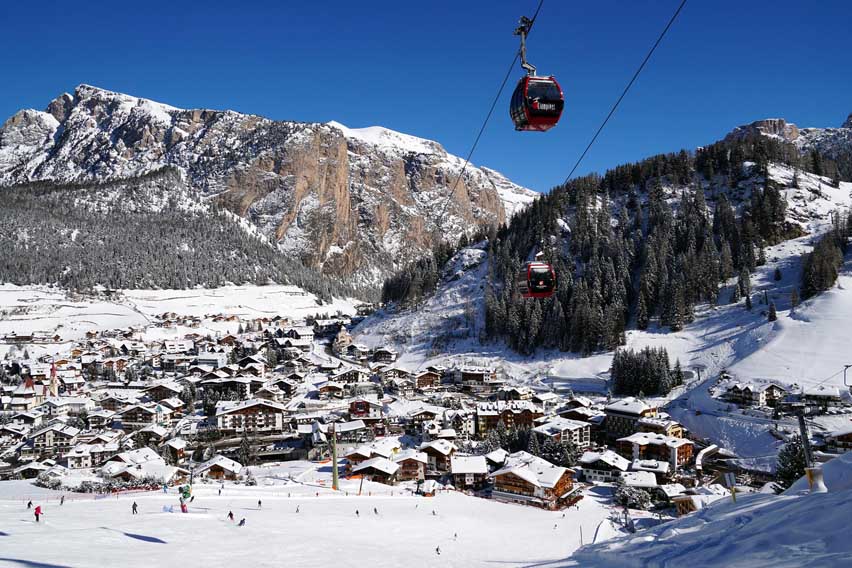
[0,472,619,568]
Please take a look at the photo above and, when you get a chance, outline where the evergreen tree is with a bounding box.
[768,302,778,321]
[238,430,254,466]
[775,435,807,490]
[527,431,542,457]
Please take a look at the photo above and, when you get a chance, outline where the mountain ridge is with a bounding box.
[0,84,537,290]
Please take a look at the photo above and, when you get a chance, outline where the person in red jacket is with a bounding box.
[34,505,42,523]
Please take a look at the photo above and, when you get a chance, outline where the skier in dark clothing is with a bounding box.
[295,505,300,513]
[132,502,138,515]
[355,509,360,517]
[436,546,441,555]
[257,500,262,509]
[238,518,246,527]
[34,505,42,523]
[60,495,65,506]
[190,495,195,503]
[373,507,378,515]
[218,489,222,496]
[227,510,234,521]
[27,500,32,509]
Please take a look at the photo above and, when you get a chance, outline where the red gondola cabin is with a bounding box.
[510,76,564,132]
[518,262,556,299]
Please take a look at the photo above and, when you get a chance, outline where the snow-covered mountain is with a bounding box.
[0,85,536,288]
[726,115,852,179]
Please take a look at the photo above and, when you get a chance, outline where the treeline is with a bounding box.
[461,422,577,468]
[801,210,852,299]
[0,173,365,300]
[610,347,683,396]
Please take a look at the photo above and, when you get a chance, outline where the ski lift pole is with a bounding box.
[844,364,852,390]
[514,16,537,76]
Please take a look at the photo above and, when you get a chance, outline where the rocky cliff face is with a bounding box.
[0,85,537,288]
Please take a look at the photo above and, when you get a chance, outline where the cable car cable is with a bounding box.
[562,0,688,185]
[435,0,545,233]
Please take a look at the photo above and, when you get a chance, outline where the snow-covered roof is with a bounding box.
[618,432,693,449]
[351,456,400,476]
[492,451,570,489]
[419,439,457,456]
[195,454,243,475]
[605,397,652,416]
[579,450,630,472]
[631,459,671,474]
[392,449,428,464]
[451,455,488,475]
[620,471,658,488]
[533,416,590,437]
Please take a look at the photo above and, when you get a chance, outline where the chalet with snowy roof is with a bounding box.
[454,365,501,394]
[497,385,534,401]
[346,343,371,360]
[724,382,787,407]
[637,416,684,438]
[532,416,591,449]
[392,449,428,481]
[351,456,399,484]
[616,432,694,469]
[196,351,228,369]
[372,347,398,364]
[144,381,183,402]
[313,318,349,336]
[283,326,314,342]
[491,451,578,509]
[64,442,121,469]
[349,398,383,422]
[388,377,416,398]
[200,376,254,399]
[317,381,345,399]
[118,403,172,431]
[802,385,843,412]
[195,455,243,480]
[604,397,658,439]
[531,391,560,409]
[451,455,488,490]
[97,392,139,412]
[631,459,672,482]
[87,409,116,430]
[9,379,48,411]
[38,396,95,419]
[24,423,81,458]
[329,367,367,385]
[419,439,457,474]
[578,450,630,482]
[216,399,288,434]
[476,400,544,434]
[414,370,440,391]
[824,424,852,453]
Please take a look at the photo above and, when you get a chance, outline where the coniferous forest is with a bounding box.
[382,132,849,365]
[0,168,363,300]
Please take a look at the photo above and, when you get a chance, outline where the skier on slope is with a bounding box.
[34,505,42,523]
[228,510,234,521]
[27,500,32,509]
[238,518,246,527]
[132,502,138,515]
[373,507,378,515]
[257,499,262,509]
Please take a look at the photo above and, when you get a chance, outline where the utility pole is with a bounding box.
[331,423,339,491]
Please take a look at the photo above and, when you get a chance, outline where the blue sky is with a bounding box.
[1,0,850,192]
